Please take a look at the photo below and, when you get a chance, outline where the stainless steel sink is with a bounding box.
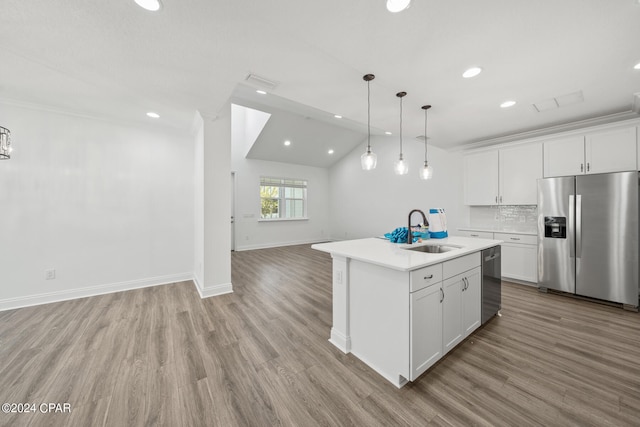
[403,244,461,253]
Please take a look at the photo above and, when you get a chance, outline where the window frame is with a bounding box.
[259,176,308,221]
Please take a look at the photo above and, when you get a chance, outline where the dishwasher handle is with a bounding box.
[484,253,500,262]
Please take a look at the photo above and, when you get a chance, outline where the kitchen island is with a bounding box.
[312,236,502,388]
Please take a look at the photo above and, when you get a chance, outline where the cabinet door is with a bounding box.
[462,267,482,337]
[585,127,637,174]
[442,275,463,353]
[464,151,499,205]
[501,243,538,283]
[543,136,585,177]
[499,143,543,205]
[410,284,443,381]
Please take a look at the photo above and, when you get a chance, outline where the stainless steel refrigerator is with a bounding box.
[537,171,639,309]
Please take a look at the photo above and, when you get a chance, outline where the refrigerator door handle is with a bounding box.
[569,195,575,258]
[576,194,582,259]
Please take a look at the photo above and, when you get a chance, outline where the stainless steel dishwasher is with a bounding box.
[481,246,502,324]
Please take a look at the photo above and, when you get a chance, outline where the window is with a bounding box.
[260,177,308,220]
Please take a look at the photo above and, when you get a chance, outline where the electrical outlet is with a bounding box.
[45,269,56,280]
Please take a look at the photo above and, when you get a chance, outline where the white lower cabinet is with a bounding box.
[410,253,481,381]
[494,232,538,283]
[409,284,443,380]
[462,267,482,336]
[442,266,481,353]
[442,274,464,353]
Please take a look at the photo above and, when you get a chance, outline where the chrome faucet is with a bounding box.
[407,209,429,244]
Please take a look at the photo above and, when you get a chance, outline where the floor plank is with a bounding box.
[1,244,639,426]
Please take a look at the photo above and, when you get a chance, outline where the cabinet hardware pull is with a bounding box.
[587,162,590,172]
[470,234,479,237]
[424,275,434,280]
[440,288,444,303]
[499,196,503,203]
[495,196,498,203]
[510,237,520,241]
[580,163,584,172]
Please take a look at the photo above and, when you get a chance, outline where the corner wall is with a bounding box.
[0,103,194,310]
[231,104,330,251]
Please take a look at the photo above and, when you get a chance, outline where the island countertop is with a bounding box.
[312,236,503,272]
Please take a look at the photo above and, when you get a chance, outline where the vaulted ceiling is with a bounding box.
[2,0,639,167]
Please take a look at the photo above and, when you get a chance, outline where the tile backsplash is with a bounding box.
[469,205,538,232]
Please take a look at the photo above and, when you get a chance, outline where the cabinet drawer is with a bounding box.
[443,252,481,279]
[458,230,494,239]
[494,232,537,245]
[410,264,443,293]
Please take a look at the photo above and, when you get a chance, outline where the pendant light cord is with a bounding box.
[367,80,371,152]
[424,108,428,163]
[399,96,403,155]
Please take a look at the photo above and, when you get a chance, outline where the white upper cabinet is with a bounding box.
[499,143,543,205]
[543,136,585,177]
[585,127,637,174]
[464,144,542,205]
[544,126,637,177]
[463,151,499,205]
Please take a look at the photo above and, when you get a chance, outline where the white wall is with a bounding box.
[193,112,205,288]
[0,103,194,310]
[201,109,232,295]
[231,104,330,251]
[329,135,469,240]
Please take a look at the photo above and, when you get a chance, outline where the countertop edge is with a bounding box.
[458,227,537,236]
[312,237,504,272]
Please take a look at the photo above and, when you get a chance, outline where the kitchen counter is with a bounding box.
[312,236,503,272]
[312,236,503,387]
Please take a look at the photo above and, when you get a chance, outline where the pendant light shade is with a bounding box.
[394,92,409,175]
[0,126,11,160]
[361,74,377,171]
[420,105,433,180]
[386,0,411,13]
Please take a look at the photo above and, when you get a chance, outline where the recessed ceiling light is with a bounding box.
[134,0,161,12]
[500,100,516,108]
[634,62,640,70]
[386,0,411,13]
[284,140,291,146]
[328,149,335,154]
[146,112,160,118]
[385,131,392,135]
[462,67,483,78]
[334,115,342,119]
[256,90,267,95]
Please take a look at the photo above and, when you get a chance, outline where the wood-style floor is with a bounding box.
[1,244,639,426]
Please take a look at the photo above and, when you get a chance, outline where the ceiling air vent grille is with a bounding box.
[245,73,279,90]
[532,91,584,112]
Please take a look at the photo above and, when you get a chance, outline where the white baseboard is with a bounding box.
[235,238,329,252]
[329,328,351,354]
[192,277,233,298]
[0,273,193,312]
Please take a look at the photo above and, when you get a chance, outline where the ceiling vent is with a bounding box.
[533,90,584,112]
[245,73,279,90]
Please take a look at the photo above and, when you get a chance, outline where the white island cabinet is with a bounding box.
[312,236,502,388]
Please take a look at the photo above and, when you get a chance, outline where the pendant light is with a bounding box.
[420,105,433,180]
[0,126,11,160]
[360,74,377,170]
[394,91,409,175]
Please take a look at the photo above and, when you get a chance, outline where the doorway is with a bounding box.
[231,171,236,251]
